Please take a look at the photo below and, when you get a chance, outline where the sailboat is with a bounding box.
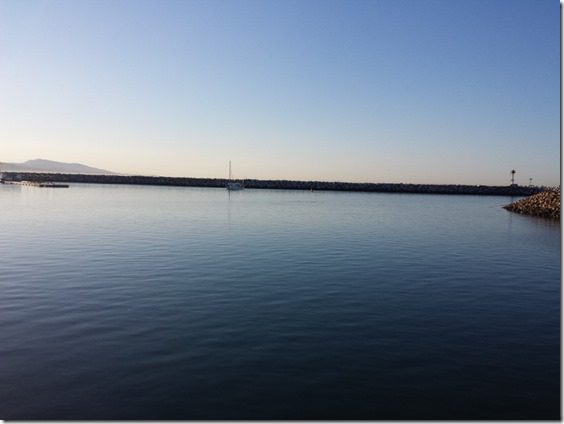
[226,160,243,191]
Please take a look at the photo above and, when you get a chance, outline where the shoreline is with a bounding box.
[0,172,544,197]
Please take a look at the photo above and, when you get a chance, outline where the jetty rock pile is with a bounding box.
[503,187,560,220]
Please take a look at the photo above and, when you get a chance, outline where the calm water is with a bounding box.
[0,184,560,419]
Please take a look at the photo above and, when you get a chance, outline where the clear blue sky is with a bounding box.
[0,0,560,185]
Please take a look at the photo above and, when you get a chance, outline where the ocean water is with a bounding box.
[0,184,559,420]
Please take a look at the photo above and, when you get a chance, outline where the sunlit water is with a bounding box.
[0,184,559,419]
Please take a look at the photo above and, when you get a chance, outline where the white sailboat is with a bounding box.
[226,160,243,191]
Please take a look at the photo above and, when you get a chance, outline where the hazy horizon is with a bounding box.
[0,0,559,186]
[0,157,559,187]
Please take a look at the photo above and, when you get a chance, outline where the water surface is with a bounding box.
[0,184,559,419]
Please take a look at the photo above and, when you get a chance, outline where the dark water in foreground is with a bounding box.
[0,184,560,420]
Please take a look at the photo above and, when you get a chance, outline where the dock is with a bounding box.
[2,180,69,188]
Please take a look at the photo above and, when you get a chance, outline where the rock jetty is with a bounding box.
[1,172,544,197]
[503,188,560,220]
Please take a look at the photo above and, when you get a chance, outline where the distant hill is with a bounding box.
[0,159,116,175]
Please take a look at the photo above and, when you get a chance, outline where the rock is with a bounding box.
[503,188,560,220]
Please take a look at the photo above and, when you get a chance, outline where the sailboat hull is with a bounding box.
[227,182,242,191]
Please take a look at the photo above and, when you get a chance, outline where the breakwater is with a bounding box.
[1,172,543,196]
[503,188,560,220]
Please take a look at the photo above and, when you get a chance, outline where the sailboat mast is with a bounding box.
[229,160,232,180]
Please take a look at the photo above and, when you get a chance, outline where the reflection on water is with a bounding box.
[0,184,559,419]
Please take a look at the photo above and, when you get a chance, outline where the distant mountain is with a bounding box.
[1,159,116,175]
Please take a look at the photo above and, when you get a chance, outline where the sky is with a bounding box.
[0,0,560,185]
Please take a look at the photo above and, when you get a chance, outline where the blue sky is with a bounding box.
[0,0,559,185]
